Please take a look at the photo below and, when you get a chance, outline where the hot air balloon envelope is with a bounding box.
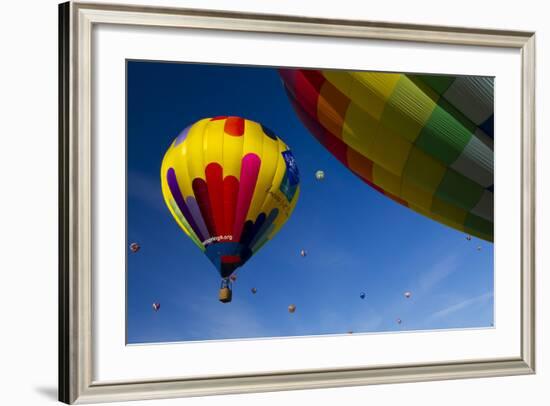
[161,117,301,279]
[280,69,493,242]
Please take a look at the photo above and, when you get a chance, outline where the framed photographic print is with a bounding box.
[59,1,536,404]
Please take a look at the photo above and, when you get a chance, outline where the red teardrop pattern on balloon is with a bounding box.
[232,153,261,241]
[205,163,224,236]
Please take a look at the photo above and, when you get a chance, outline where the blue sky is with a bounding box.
[126,61,493,344]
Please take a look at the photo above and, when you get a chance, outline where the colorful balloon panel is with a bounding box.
[279,69,493,241]
[161,117,300,277]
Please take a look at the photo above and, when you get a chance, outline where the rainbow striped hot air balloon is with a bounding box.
[280,69,493,242]
[161,116,300,302]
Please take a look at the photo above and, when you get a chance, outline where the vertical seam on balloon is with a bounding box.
[251,122,272,217]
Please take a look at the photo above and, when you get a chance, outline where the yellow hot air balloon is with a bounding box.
[161,116,300,302]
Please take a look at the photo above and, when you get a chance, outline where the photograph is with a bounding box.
[126,61,494,344]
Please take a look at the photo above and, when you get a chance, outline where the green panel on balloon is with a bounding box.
[464,213,493,239]
[430,195,467,226]
[401,147,446,193]
[436,97,478,135]
[409,74,456,96]
[415,105,472,165]
[435,169,485,212]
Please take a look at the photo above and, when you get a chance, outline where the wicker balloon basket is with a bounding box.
[219,287,232,303]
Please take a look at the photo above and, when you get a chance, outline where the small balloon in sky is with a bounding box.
[230,274,237,282]
[404,291,412,299]
[360,292,366,300]
[466,235,472,241]
[152,302,160,312]
[130,242,140,253]
[300,249,307,257]
[477,246,482,251]
[396,318,402,325]
[315,170,325,180]
[251,287,257,294]
[288,304,296,313]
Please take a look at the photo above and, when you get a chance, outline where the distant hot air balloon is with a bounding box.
[396,318,402,325]
[404,291,412,299]
[360,292,366,300]
[477,246,482,251]
[300,249,307,257]
[130,242,140,253]
[230,274,237,282]
[288,304,296,313]
[466,235,472,241]
[279,69,494,242]
[251,287,257,294]
[161,117,301,303]
[152,302,160,311]
[315,170,325,180]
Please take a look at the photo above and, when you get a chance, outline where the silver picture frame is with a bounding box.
[59,1,536,403]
